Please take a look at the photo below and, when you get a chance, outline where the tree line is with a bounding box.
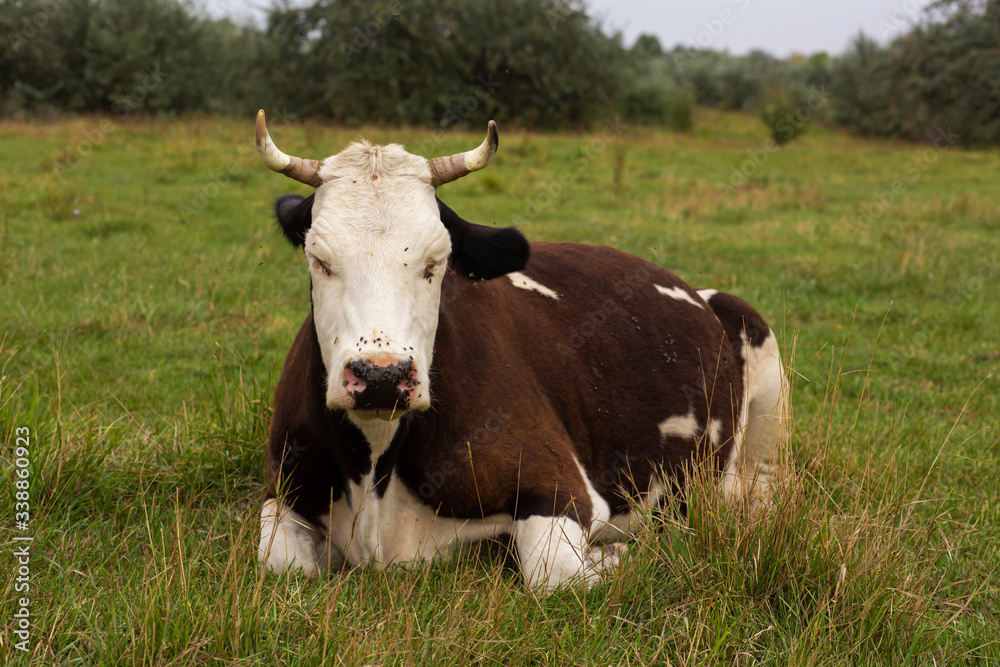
[2,0,997,144]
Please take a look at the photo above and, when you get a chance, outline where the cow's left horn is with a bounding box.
[255,109,325,188]
[427,120,499,187]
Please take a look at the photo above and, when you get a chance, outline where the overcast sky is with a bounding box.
[586,0,932,56]
[204,0,932,57]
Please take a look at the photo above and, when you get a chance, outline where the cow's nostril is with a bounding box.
[343,366,366,392]
[349,358,412,384]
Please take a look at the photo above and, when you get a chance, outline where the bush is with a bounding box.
[759,86,821,145]
[665,94,694,133]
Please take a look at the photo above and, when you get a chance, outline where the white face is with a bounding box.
[304,143,450,418]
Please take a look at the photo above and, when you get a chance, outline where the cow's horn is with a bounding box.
[427,120,499,187]
[255,109,325,188]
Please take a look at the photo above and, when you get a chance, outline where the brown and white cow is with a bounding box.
[254,110,787,591]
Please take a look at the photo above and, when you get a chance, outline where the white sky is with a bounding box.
[586,0,932,56]
[203,0,932,57]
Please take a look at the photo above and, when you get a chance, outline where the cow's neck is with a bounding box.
[346,414,400,461]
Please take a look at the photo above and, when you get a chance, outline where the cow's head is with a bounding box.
[255,110,528,420]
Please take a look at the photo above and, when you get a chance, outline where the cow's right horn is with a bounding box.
[255,109,325,188]
[427,120,499,187]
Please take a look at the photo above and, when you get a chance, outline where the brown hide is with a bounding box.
[267,242,743,529]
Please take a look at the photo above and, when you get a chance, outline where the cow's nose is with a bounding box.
[343,358,418,411]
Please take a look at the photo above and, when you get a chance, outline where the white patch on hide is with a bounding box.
[655,284,705,309]
[319,469,513,568]
[575,457,614,539]
[708,418,723,448]
[507,271,560,300]
[658,410,700,440]
[696,288,718,303]
[348,413,401,460]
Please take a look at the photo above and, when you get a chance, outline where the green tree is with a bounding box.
[1,0,266,116]
[620,34,693,130]
[830,1,1000,145]
[263,0,625,130]
[829,33,893,137]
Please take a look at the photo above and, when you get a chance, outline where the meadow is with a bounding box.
[0,109,997,665]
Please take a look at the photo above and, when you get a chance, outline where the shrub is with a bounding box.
[759,87,817,145]
[665,93,694,133]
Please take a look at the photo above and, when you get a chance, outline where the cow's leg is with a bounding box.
[514,515,590,591]
[514,515,620,591]
[258,498,327,576]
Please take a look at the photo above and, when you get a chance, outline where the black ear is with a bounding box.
[437,199,530,280]
[274,193,315,247]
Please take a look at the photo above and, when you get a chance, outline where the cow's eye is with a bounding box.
[423,262,436,282]
[310,256,332,276]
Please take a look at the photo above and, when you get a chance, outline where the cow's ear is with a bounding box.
[274,193,315,247]
[437,199,530,280]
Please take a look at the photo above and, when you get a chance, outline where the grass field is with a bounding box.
[1,109,998,665]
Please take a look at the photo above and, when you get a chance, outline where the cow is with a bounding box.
[253,110,788,591]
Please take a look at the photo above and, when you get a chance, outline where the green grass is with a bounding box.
[1,110,997,664]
